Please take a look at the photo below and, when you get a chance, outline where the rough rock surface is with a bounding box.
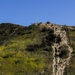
[47,24,73,75]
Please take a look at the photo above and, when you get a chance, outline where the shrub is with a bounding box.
[59,45,69,59]
[26,44,41,52]
[46,21,51,24]
[56,34,61,43]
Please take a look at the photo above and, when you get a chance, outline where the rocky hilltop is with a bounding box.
[0,22,75,75]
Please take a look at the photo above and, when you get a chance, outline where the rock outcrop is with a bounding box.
[47,24,73,75]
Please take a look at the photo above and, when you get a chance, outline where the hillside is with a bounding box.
[0,22,75,75]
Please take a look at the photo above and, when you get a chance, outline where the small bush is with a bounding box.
[46,21,51,24]
[59,45,69,59]
[26,44,41,52]
[56,34,61,43]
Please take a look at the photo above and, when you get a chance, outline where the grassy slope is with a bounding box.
[0,23,55,75]
[0,23,75,75]
[63,26,75,75]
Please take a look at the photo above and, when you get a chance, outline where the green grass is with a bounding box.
[0,23,54,75]
[1,23,75,75]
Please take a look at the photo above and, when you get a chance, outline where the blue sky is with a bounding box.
[0,0,75,26]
